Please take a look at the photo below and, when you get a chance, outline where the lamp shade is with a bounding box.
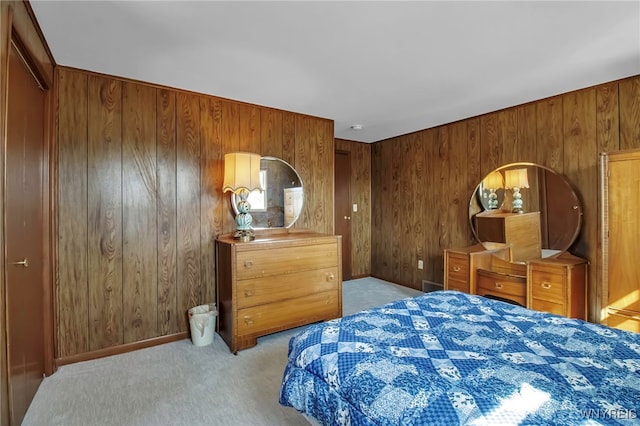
[222,152,263,193]
[482,171,504,190]
[505,168,529,189]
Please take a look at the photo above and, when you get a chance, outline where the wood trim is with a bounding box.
[22,0,55,72]
[0,5,13,424]
[55,332,189,367]
[7,0,54,87]
[41,47,55,377]
[599,148,610,324]
[350,273,369,279]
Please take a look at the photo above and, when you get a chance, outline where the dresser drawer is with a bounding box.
[446,253,469,282]
[236,243,338,280]
[237,291,340,335]
[529,270,564,303]
[237,267,339,309]
[476,269,526,306]
[531,299,564,316]
[446,279,469,293]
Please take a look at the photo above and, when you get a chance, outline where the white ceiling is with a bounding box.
[30,1,640,143]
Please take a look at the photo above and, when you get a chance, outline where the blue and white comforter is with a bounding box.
[279,291,640,425]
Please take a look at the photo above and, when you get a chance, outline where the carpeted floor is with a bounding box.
[23,277,422,426]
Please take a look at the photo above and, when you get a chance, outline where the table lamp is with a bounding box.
[223,152,263,241]
[482,171,504,210]
[505,168,530,213]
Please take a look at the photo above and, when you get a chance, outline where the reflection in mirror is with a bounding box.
[232,156,303,229]
[480,171,506,210]
[245,170,267,211]
[469,163,583,261]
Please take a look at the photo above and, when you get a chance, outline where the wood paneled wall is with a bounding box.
[336,139,371,277]
[371,75,640,322]
[55,67,334,359]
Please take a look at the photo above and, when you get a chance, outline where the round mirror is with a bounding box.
[231,156,304,229]
[469,162,582,261]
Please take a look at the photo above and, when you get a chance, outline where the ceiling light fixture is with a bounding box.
[350,124,363,131]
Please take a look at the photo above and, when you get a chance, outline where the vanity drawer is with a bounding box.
[446,253,469,282]
[531,299,564,316]
[447,279,469,293]
[237,291,340,335]
[529,270,564,303]
[476,269,526,306]
[236,243,338,280]
[237,267,338,309]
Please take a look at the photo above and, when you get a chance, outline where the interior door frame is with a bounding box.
[9,20,55,372]
[1,2,56,424]
[334,150,352,280]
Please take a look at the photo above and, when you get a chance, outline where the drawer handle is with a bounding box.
[244,290,254,297]
[541,282,552,289]
[244,260,253,268]
[244,316,254,325]
[495,283,503,289]
[453,266,461,272]
[326,273,335,281]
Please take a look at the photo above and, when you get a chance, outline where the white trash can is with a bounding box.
[188,303,217,346]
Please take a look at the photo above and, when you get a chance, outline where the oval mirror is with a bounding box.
[231,156,304,229]
[469,162,582,261]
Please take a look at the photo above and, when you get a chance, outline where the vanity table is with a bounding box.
[447,162,588,320]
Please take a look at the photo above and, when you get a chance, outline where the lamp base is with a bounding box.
[234,229,255,242]
[511,187,524,214]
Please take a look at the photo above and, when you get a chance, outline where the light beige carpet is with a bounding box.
[23,277,422,426]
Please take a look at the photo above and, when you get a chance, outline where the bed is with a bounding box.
[279,290,640,425]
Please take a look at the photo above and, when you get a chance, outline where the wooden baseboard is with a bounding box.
[55,332,189,367]
[349,273,370,279]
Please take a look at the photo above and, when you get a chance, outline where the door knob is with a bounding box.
[10,258,28,268]
[344,216,351,220]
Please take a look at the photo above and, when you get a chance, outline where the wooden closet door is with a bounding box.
[601,149,640,332]
[335,151,352,280]
[5,41,46,425]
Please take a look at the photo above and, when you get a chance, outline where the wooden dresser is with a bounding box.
[475,211,542,262]
[216,230,342,353]
[283,187,303,227]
